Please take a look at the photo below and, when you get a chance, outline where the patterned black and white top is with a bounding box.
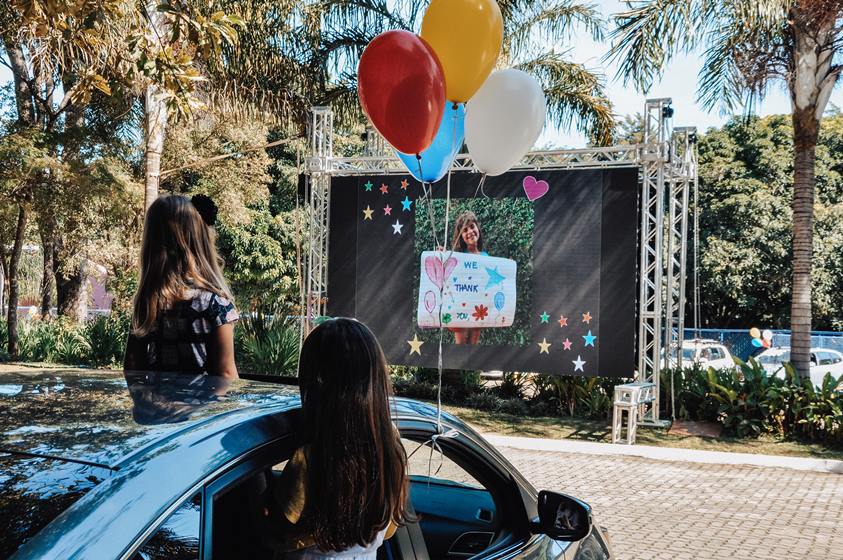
[129,289,240,375]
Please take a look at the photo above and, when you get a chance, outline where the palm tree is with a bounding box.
[608,0,842,379]
[314,0,615,144]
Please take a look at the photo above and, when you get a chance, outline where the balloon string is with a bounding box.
[472,173,488,199]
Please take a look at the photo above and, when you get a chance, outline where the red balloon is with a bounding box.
[358,30,445,155]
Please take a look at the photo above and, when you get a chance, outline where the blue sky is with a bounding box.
[3,0,841,148]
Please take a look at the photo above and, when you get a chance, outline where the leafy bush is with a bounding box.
[236,309,300,375]
[84,314,129,367]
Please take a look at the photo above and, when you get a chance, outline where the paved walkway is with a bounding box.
[495,444,843,560]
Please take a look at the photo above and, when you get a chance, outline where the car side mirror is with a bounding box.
[532,490,592,541]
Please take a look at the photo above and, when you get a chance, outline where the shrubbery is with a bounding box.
[393,362,843,446]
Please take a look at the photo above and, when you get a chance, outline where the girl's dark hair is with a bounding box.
[451,211,484,252]
[131,195,233,336]
[297,318,410,551]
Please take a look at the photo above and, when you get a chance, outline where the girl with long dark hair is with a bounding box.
[123,194,239,378]
[273,318,412,559]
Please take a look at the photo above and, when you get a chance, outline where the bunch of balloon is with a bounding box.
[357,0,549,182]
[749,327,774,349]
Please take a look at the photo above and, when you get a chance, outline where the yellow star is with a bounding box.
[362,205,374,220]
[538,338,551,354]
[408,334,424,355]
[400,179,409,190]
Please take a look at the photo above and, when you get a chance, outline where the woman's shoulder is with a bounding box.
[188,289,239,325]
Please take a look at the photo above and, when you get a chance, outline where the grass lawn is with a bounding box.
[441,402,843,461]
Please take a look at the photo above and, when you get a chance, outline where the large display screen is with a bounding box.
[326,168,638,377]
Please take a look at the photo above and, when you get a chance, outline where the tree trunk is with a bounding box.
[790,108,819,380]
[56,260,88,323]
[144,85,168,211]
[39,231,55,317]
[2,40,35,126]
[7,206,29,359]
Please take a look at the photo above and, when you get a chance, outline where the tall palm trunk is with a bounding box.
[7,206,28,359]
[790,109,817,379]
[788,16,837,380]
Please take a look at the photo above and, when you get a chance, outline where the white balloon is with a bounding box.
[465,69,546,176]
[762,329,773,341]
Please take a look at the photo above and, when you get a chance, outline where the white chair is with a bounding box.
[612,382,656,444]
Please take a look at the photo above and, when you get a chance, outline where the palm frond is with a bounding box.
[607,0,710,91]
[506,1,605,61]
[517,53,615,146]
[697,0,790,113]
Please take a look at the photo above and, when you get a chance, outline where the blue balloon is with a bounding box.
[494,291,505,311]
[397,103,465,183]
[751,338,763,348]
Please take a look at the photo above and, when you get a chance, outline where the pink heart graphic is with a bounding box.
[425,255,459,290]
[523,176,549,201]
[442,257,457,280]
[424,256,443,289]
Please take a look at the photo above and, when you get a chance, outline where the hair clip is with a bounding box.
[191,194,218,227]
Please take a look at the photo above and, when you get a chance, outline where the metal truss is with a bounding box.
[304,100,696,430]
[325,145,641,175]
[300,106,333,340]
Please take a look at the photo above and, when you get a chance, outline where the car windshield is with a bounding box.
[759,352,788,365]
[682,348,696,360]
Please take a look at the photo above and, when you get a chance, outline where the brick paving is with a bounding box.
[496,446,843,560]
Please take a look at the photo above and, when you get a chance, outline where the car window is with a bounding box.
[208,445,294,560]
[400,437,500,560]
[135,492,201,560]
[817,351,840,365]
[710,347,724,360]
[403,438,485,490]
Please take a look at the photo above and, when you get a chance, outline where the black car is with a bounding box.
[0,370,613,559]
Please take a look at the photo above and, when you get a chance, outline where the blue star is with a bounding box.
[401,196,412,211]
[583,330,596,347]
[485,267,505,289]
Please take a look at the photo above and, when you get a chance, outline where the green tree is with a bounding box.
[608,0,843,378]
[695,114,843,330]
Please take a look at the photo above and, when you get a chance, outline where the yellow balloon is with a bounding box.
[749,327,761,339]
[421,0,503,103]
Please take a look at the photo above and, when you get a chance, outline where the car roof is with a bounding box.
[758,346,840,354]
[0,369,301,469]
[681,339,723,347]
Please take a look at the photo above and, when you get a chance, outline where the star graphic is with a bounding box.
[383,204,392,216]
[362,205,374,220]
[392,219,403,235]
[572,355,586,372]
[558,315,568,327]
[485,267,506,289]
[538,338,551,354]
[401,196,412,211]
[583,330,596,347]
[363,181,373,192]
[582,311,592,324]
[539,312,550,323]
[407,334,424,355]
[400,179,409,190]
[380,183,389,194]
[562,338,573,350]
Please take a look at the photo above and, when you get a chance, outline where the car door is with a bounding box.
[395,420,549,560]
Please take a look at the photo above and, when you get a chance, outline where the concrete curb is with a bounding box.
[482,434,843,475]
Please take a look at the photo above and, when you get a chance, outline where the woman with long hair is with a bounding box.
[123,194,239,378]
[273,318,412,558]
